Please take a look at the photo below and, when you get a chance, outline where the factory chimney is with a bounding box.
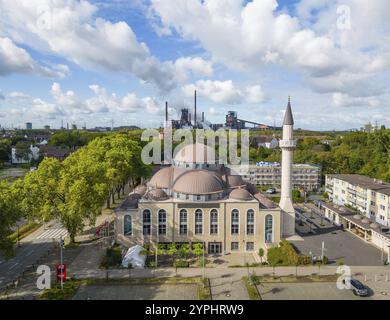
[202,112,205,122]
[194,90,197,128]
[165,101,168,126]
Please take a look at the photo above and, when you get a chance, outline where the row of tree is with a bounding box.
[0,133,152,258]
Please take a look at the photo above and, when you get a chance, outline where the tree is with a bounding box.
[167,243,177,264]
[14,141,31,162]
[0,180,23,258]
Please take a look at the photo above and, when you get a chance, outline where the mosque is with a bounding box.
[115,99,296,254]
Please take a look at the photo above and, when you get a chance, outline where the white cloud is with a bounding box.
[0,0,181,92]
[182,80,265,104]
[0,37,67,77]
[332,93,380,108]
[150,0,390,102]
[174,57,214,80]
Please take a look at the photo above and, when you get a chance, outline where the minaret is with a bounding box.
[279,96,296,237]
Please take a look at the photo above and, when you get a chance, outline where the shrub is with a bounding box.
[322,256,329,265]
[173,259,190,268]
[267,240,300,266]
[101,246,122,268]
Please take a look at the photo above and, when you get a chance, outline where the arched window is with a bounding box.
[143,209,151,235]
[265,215,273,243]
[246,209,254,235]
[179,209,188,235]
[195,209,203,234]
[124,215,132,236]
[231,209,239,235]
[210,209,218,235]
[158,209,167,235]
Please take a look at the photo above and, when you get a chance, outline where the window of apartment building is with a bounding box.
[124,215,132,236]
[246,209,255,235]
[380,215,385,221]
[371,201,376,206]
[195,209,203,234]
[179,209,188,235]
[158,209,167,235]
[371,191,376,197]
[142,209,151,235]
[265,214,273,243]
[210,209,218,235]
[380,205,386,211]
[380,194,386,200]
[231,242,239,251]
[370,211,375,216]
[231,209,239,235]
[246,242,254,251]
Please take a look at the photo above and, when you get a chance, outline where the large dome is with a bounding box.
[172,170,224,195]
[147,167,173,189]
[174,143,217,164]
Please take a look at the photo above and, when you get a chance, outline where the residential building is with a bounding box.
[241,162,321,191]
[325,174,390,227]
[252,135,279,149]
[11,145,40,164]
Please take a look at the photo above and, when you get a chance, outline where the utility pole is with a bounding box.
[59,238,65,290]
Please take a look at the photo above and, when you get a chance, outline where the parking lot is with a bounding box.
[257,282,369,300]
[72,283,198,300]
[292,205,384,266]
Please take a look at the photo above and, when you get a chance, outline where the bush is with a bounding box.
[173,259,190,268]
[267,240,300,266]
[101,246,122,268]
[322,256,329,265]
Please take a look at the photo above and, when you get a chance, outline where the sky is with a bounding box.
[0,0,389,131]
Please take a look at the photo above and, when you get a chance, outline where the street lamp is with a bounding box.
[59,238,65,290]
[202,241,206,282]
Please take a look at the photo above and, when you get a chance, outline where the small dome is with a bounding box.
[133,185,147,196]
[225,175,246,188]
[353,215,362,220]
[148,167,173,189]
[339,207,346,212]
[172,170,223,195]
[148,188,168,201]
[173,143,217,164]
[370,222,380,229]
[361,218,370,224]
[229,188,253,201]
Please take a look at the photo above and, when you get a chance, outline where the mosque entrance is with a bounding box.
[208,242,222,254]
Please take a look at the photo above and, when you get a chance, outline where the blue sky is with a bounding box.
[0,0,389,130]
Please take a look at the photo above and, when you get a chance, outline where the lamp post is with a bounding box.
[202,241,206,281]
[59,238,65,290]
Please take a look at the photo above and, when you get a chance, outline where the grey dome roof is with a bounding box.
[172,170,223,195]
[224,174,246,188]
[133,185,147,196]
[174,143,217,164]
[148,188,168,201]
[148,167,172,189]
[353,214,362,220]
[361,217,370,224]
[229,188,253,201]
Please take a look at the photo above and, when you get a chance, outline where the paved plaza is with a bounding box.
[73,283,198,300]
[257,282,369,300]
[292,204,384,266]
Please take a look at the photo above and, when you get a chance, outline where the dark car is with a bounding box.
[343,279,369,297]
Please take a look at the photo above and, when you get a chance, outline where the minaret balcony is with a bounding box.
[279,140,297,148]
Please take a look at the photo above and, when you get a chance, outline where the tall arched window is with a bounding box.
[265,214,273,243]
[210,209,218,235]
[246,209,254,235]
[179,209,188,235]
[195,209,203,234]
[231,209,239,235]
[143,209,151,235]
[124,215,132,236]
[158,209,167,235]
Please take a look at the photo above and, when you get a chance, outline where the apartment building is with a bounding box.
[325,174,390,227]
[241,162,321,191]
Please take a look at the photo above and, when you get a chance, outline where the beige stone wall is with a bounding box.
[115,200,281,254]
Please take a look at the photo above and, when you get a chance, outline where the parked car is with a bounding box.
[343,279,369,297]
[266,188,276,194]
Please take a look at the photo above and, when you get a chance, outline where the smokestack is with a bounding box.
[194,90,197,128]
[189,113,192,124]
[202,112,205,122]
[165,101,168,125]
